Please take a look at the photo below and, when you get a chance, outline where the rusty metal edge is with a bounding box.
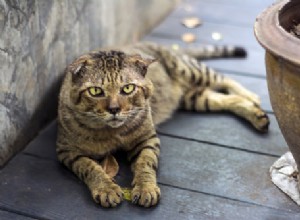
[254,0,300,66]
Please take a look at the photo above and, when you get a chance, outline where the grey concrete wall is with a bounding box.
[0,0,178,166]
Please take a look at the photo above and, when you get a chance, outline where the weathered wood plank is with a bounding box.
[0,151,299,220]
[144,0,272,77]
[23,121,57,160]
[0,210,36,220]
[158,113,287,157]
[190,0,275,8]
[170,0,274,26]
[143,36,267,77]
[147,0,268,75]
[150,18,261,50]
[158,136,297,212]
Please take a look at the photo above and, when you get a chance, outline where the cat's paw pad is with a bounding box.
[92,183,123,208]
[131,183,161,207]
[253,108,270,132]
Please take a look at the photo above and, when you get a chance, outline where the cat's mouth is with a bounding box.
[106,116,125,128]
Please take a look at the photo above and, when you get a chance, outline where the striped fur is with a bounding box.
[57,42,269,208]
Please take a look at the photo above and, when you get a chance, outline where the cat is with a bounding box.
[56,42,269,208]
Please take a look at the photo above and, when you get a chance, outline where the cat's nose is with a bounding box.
[108,107,121,115]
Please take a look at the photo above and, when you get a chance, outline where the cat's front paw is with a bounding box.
[131,183,161,207]
[91,183,123,208]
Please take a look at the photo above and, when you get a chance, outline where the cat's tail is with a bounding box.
[178,45,247,60]
[136,42,246,60]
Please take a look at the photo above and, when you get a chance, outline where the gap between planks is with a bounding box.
[0,206,47,220]
[157,132,280,157]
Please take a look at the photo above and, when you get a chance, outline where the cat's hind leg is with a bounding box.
[190,61,261,106]
[176,57,261,106]
[182,88,269,132]
[213,77,261,106]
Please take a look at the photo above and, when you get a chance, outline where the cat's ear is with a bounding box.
[128,54,156,77]
[67,55,91,80]
[69,62,85,75]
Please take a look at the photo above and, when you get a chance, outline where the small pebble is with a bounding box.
[212,32,223,41]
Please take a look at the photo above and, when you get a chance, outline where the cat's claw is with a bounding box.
[132,195,140,204]
[131,183,160,207]
[92,183,123,208]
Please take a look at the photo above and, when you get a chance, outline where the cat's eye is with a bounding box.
[121,84,136,95]
[88,87,104,97]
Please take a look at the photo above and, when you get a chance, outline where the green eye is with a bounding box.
[122,84,136,95]
[88,87,104,97]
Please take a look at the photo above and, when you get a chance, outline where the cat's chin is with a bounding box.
[106,119,125,128]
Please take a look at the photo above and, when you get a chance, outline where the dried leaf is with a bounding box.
[100,155,119,178]
[181,17,202,29]
[122,188,132,201]
[182,33,196,43]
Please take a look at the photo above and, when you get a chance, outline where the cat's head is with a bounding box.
[66,50,155,128]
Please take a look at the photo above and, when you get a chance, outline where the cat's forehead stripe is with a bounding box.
[90,50,126,72]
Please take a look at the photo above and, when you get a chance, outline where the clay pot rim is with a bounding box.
[254,0,300,66]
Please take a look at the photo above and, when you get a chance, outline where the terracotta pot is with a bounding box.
[255,0,300,174]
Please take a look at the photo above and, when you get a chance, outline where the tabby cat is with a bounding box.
[56,42,269,208]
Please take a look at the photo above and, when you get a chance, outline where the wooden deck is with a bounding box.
[1,0,300,219]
